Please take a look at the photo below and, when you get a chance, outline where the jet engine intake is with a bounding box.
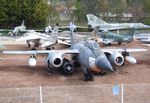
[108,53,124,66]
[47,55,63,68]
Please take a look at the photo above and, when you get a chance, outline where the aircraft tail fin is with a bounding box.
[125,28,137,37]
[69,22,76,47]
[86,14,108,28]
[21,20,25,26]
[124,28,137,41]
[91,27,99,37]
[48,19,51,26]
[51,26,59,41]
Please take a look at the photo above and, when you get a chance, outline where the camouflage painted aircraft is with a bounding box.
[87,14,150,31]
[93,28,137,45]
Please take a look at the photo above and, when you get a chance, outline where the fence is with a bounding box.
[0,83,150,103]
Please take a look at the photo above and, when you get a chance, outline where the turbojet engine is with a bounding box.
[47,54,63,68]
[107,51,137,66]
[47,54,74,74]
[108,52,124,66]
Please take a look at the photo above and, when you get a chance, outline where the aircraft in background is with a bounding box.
[44,19,53,34]
[3,23,147,81]
[11,20,26,36]
[87,14,150,31]
[16,26,71,50]
[92,28,137,45]
[140,38,150,44]
[0,20,27,36]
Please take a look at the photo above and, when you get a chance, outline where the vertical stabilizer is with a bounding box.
[86,14,108,26]
[91,27,99,38]
[21,20,25,26]
[123,28,137,42]
[124,28,137,37]
[69,22,76,47]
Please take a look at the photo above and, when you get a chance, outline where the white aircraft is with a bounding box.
[3,23,147,81]
[140,38,150,44]
[87,14,150,31]
[44,19,52,34]
[11,20,26,36]
[16,26,71,50]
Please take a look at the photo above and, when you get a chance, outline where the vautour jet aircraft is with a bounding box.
[87,14,150,31]
[92,27,137,45]
[3,23,147,81]
[16,26,71,50]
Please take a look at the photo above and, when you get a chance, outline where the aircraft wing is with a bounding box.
[102,48,147,54]
[16,34,40,41]
[57,36,71,40]
[41,41,56,47]
[100,26,130,31]
[57,39,71,46]
[3,49,79,55]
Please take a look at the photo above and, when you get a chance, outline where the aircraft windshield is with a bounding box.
[85,40,100,50]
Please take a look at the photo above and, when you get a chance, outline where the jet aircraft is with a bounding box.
[11,20,26,36]
[2,23,147,81]
[87,14,150,31]
[93,28,137,45]
[16,26,71,50]
[140,37,150,44]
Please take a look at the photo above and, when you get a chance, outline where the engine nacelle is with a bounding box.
[108,52,124,66]
[29,58,37,67]
[47,54,63,68]
[125,56,137,64]
[61,59,74,74]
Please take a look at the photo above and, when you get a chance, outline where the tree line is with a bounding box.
[0,0,150,29]
[73,0,150,24]
[0,0,50,29]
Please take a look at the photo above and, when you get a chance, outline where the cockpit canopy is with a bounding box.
[85,40,100,50]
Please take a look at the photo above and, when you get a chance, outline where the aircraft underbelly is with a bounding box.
[31,39,41,45]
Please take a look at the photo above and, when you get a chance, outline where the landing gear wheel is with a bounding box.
[108,43,111,46]
[46,48,51,50]
[26,40,31,47]
[31,48,36,50]
[118,42,122,45]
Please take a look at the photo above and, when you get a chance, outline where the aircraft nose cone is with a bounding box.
[96,56,113,71]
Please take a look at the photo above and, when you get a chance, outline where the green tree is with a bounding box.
[0,0,49,28]
[143,0,150,13]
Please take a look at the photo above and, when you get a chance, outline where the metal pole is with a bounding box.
[40,86,43,103]
[121,84,124,103]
